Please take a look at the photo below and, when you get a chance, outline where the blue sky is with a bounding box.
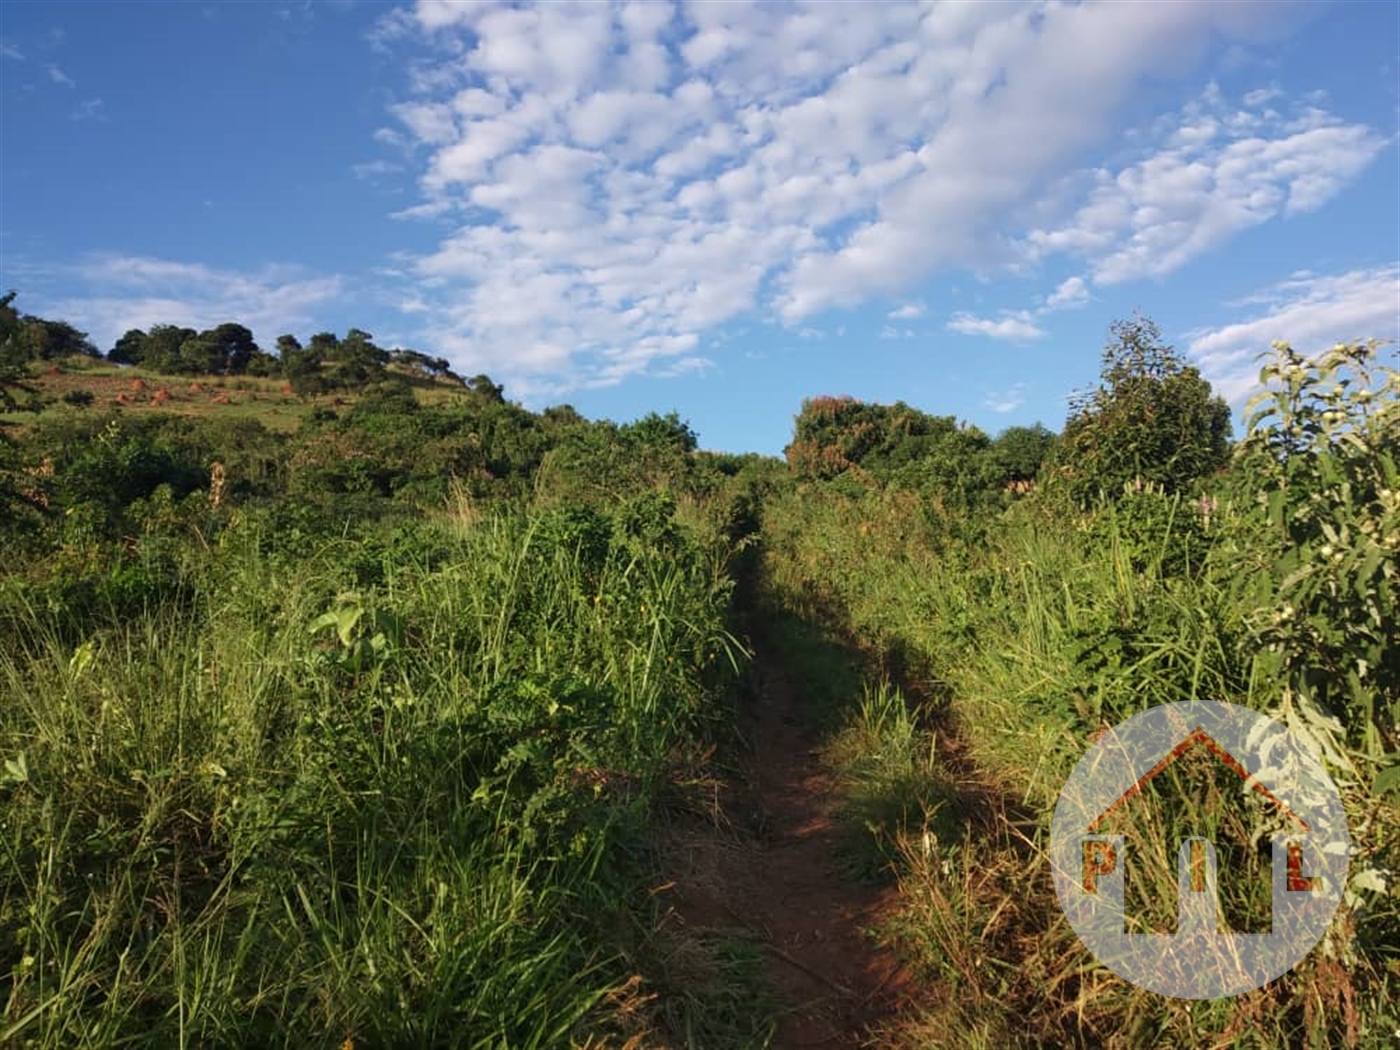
[2,0,1396,454]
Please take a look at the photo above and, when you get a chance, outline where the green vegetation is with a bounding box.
[0,481,758,1047]
[1058,314,1233,503]
[761,335,1398,1048]
[1,295,1395,1048]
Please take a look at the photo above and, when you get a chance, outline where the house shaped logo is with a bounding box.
[1051,702,1349,999]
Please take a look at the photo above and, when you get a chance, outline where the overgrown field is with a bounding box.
[760,341,1399,1048]
[1,498,760,1048]
[2,300,1397,1048]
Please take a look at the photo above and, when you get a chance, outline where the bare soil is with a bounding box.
[656,641,913,1048]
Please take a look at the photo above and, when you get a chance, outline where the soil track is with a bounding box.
[657,637,912,1048]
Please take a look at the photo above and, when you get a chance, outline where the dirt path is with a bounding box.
[657,638,911,1048]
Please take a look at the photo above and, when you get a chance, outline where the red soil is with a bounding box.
[658,644,912,1048]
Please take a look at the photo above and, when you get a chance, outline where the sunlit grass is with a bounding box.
[0,504,750,1048]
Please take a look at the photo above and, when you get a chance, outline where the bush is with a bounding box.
[1087,482,1215,578]
[1058,314,1232,504]
[1231,339,1399,754]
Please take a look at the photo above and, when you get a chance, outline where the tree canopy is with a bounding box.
[1057,314,1231,503]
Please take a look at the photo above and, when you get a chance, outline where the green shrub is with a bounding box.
[1058,314,1232,504]
[1232,340,1399,754]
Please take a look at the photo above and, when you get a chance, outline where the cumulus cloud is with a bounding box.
[889,302,926,320]
[372,0,1363,391]
[46,64,74,87]
[1185,265,1400,402]
[1044,275,1090,311]
[39,255,345,353]
[948,311,1045,341]
[1,43,24,62]
[1023,85,1386,284]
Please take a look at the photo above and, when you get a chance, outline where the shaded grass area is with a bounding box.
[757,483,1400,1049]
[641,924,773,1050]
[752,606,965,891]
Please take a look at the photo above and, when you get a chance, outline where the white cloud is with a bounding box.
[948,311,1045,341]
[375,0,1358,391]
[352,159,404,179]
[1186,265,1400,403]
[0,43,24,61]
[391,100,459,146]
[390,199,454,221]
[373,126,407,148]
[879,324,915,340]
[1243,85,1283,108]
[1023,86,1386,285]
[772,4,1315,320]
[985,383,1027,413]
[70,98,105,122]
[40,255,345,353]
[1044,275,1090,311]
[47,64,74,87]
[657,355,713,379]
[889,302,925,320]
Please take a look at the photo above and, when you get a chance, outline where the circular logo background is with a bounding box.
[1050,700,1348,999]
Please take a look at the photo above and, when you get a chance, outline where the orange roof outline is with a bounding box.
[1087,725,1310,833]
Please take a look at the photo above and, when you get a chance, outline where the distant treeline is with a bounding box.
[0,290,489,395]
[4,290,1232,514]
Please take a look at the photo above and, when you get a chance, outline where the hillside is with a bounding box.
[1,357,485,433]
[0,312,1396,1050]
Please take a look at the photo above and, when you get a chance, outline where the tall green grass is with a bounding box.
[1,501,746,1048]
[759,480,1398,1048]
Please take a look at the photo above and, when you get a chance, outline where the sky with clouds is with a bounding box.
[2,0,1396,453]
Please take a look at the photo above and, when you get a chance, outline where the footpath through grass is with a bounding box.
[1,335,1395,1049]
[757,470,1399,1046]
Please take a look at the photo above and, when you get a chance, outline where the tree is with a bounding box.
[990,424,1057,484]
[205,322,259,374]
[467,374,505,403]
[17,318,99,360]
[783,396,995,506]
[0,293,46,536]
[307,331,340,359]
[1058,314,1231,503]
[331,328,389,385]
[171,322,259,375]
[0,292,33,409]
[110,328,148,365]
[244,344,279,377]
[621,411,698,455]
[390,348,460,383]
[141,325,198,373]
[541,404,586,429]
[278,334,324,396]
[178,331,223,374]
